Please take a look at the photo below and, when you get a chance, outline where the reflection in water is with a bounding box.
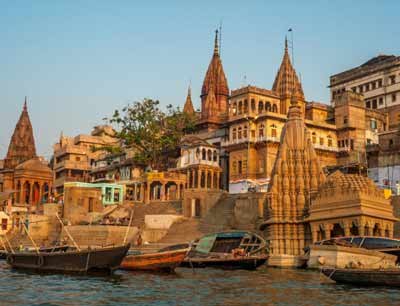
[0,263,399,306]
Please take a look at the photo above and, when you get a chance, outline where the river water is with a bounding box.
[0,262,399,306]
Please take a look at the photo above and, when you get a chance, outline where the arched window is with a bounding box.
[266,102,271,112]
[207,149,212,161]
[259,124,265,137]
[258,101,264,113]
[244,100,248,113]
[272,104,278,113]
[238,127,242,139]
[238,101,243,115]
[271,124,277,138]
[327,135,333,147]
[243,126,248,138]
[232,128,237,140]
[319,137,324,146]
[213,150,218,162]
[232,102,237,115]
[202,148,206,160]
[251,99,256,112]
[312,132,317,144]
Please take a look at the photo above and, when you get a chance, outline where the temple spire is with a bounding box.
[183,84,195,114]
[24,96,27,111]
[214,29,219,55]
[3,98,37,169]
[272,37,305,104]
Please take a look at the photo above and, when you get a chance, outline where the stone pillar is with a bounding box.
[38,183,43,205]
[217,172,221,189]
[205,170,208,189]
[145,183,150,204]
[177,184,181,200]
[29,181,34,205]
[343,221,351,237]
[324,224,332,240]
[210,171,214,190]
[197,170,201,189]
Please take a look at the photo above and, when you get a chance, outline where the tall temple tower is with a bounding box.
[3,98,37,170]
[262,88,325,266]
[183,85,195,115]
[199,30,229,129]
[272,38,305,115]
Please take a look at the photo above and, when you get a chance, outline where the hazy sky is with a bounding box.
[1,1,399,158]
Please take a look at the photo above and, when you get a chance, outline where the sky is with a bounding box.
[0,1,399,159]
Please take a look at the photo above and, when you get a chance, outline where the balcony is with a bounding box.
[221,136,280,147]
[54,160,91,171]
[313,143,339,152]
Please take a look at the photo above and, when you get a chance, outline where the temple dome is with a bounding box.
[15,157,52,174]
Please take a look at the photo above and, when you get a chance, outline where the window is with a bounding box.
[259,124,265,137]
[365,84,370,91]
[88,198,94,213]
[370,119,377,130]
[232,102,237,115]
[266,102,271,112]
[207,149,212,161]
[372,99,377,109]
[272,104,278,113]
[238,101,243,115]
[251,99,256,112]
[243,126,248,138]
[258,101,264,113]
[319,137,324,146]
[202,148,206,160]
[105,187,112,202]
[366,101,371,108]
[390,75,396,85]
[351,87,356,93]
[244,100,248,113]
[238,161,242,174]
[379,97,383,106]
[358,85,363,93]
[312,132,317,144]
[389,139,394,147]
[350,139,354,150]
[378,79,383,87]
[1,218,7,230]
[76,156,81,161]
[371,82,376,90]
[238,127,242,139]
[343,116,348,124]
[327,136,333,147]
[271,125,277,138]
[232,128,237,140]
[392,93,397,103]
[213,150,218,162]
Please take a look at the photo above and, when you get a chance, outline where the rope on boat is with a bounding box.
[85,249,91,272]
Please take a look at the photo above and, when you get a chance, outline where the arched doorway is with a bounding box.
[32,182,40,205]
[150,181,162,201]
[16,181,21,203]
[331,223,345,238]
[23,181,31,204]
[192,199,201,218]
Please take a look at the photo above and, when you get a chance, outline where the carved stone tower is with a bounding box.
[262,88,325,264]
[272,38,305,115]
[3,98,37,170]
[183,85,195,115]
[199,30,229,128]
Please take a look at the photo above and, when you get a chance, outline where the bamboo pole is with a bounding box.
[3,234,14,254]
[56,213,81,252]
[123,210,134,245]
[22,222,40,254]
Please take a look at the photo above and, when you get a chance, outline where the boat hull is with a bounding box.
[120,248,189,272]
[322,268,400,287]
[181,255,268,270]
[6,244,130,274]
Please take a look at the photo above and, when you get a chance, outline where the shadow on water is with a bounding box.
[0,262,399,305]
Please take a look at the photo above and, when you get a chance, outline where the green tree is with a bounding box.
[108,98,196,170]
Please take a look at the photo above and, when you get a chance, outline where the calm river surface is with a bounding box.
[0,262,399,306]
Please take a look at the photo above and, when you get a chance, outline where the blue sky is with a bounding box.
[1,1,399,158]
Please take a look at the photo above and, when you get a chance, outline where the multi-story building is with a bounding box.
[52,125,117,195]
[330,54,400,128]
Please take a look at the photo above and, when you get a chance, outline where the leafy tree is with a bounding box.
[107,98,196,170]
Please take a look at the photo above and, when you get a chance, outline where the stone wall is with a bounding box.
[61,225,138,247]
[391,195,400,237]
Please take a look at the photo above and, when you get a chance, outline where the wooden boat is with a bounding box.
[322,267,400,287]
[120,247,190,272]
[313,236,400,263]
[181,231,268,270]
[6,244,130,274]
